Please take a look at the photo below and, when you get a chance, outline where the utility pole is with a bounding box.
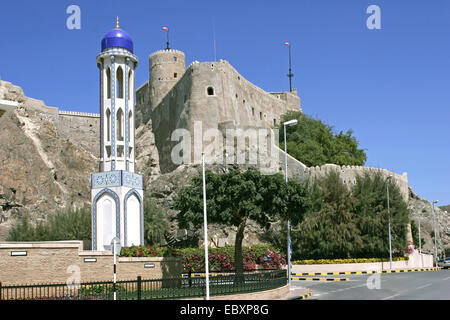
[418,215,423,267]
[386,175,393,270]
[432,200,439,267]
[283,119,298,290]
[202,152,210,300]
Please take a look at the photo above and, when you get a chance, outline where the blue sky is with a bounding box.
[1,0,449,205]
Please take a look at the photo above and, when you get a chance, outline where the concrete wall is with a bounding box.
[0,241,182,286]
[291,251,434,273]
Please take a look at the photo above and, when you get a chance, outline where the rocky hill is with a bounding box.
[408,191,450,256]
[0,81,97,239]
[0,80,449,256]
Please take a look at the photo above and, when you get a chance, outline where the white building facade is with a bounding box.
[91,20,144,251]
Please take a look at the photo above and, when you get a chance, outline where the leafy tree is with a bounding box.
[351,171,410,258]
[174,168,308,277]
[279,111,367,167]
[143,197,170,246]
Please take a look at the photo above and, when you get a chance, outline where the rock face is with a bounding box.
[408,189,450,256]
[0,81,97,239]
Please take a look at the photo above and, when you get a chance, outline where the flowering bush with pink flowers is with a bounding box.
[120,244,286,272]
[179,244,286,272]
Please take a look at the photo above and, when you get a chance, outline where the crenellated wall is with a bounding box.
[276,145,410,202]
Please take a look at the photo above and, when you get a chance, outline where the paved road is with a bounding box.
[293,270,450,300]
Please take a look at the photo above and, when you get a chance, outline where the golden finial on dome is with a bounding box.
[116,16,120,29]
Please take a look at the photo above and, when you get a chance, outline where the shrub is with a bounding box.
[119,245,177,258]
[7,206,91,242]
[292,256,409,265]
[119,244,286,272]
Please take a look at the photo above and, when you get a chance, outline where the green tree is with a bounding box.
[279,111,367,167]
[174,168,308,277]
[352,171,410,258]
[294,170,362,259]
[143,197,170,246]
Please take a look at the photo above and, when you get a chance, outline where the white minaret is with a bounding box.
[91,18,144,251]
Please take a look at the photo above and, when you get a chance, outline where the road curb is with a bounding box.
[298,290,312,300]
[292,267,441,276]
[291,277,350,281]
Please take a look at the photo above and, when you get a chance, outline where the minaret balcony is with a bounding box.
[91,171,143,190]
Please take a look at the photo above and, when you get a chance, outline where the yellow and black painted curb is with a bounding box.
[292,267,441,277]
[298,290,313,300]
[291,277,350,281]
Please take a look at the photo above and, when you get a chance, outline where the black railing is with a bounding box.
[0,270,287,300]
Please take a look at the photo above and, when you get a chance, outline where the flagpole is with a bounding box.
[166,28,170,50]
[163,27,170,50]
[285,42,293,92]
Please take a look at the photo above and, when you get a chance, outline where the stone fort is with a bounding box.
[132,47,409,202]
[0,45,410,225]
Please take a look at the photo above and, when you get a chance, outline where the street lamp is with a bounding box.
[432,200,439,268]
[283,119,298,290]
[417,214,423,268]
[386,175,393,270]
[201,152,210,300]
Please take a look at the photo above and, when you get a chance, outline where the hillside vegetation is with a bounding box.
[279,111,367,167]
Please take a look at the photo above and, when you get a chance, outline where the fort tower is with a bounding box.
[149,49,186,111]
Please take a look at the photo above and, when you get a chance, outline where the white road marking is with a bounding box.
[416,284,431,290]
[382,293,400,300]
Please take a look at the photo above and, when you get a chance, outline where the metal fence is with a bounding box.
[0,270,287,300]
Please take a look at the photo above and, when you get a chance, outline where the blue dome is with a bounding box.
[101,28,134,53]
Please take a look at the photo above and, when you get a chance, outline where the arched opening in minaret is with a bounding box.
[126,194,141,246]
[128,70,133,99]
[106,108,111,142]
[117,108,124,141]
[128,110,132,142]
[207,87,214,96]
[106,68,111,99]
[96,196,116,251]
[117,66,124,99]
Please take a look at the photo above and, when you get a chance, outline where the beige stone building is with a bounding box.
[135,49,302,173]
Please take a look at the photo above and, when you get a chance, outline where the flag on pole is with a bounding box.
[284,42,290,46]
[162,27,169,31]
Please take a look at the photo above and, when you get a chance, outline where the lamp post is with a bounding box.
[417,215,423,268]
[445,211,448,261]
[283,119,298,290]
[202,152,210,300]
[432,200,439,267]
[386,175,393,270]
